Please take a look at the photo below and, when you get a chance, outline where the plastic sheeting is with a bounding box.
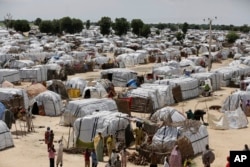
[181,125,208,155]
[65,77,87,95]
[101,68,137,87]
[0,69,20,83]
[141,83,175,106]
[126,87,161,110]
[191,72,221,91]
[154,77,199,100]
[0,88,29,110]
[150,107,186,123]
[74,111,130,142]
[208,107,248,130]
[19,65,48,82]
[62,98,118,126]
[34,90,63,116]
[0,120,14,150]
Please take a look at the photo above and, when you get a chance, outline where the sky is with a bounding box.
[0,0,249,26]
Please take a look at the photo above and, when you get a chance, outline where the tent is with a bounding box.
[19,65,48,82]
[154,77,200,101]
[101,68,137,87]
[0,69,20,84]
[65,77,87,98]
[61,98,118,126]
[26,83,47,99]
[0,88,29,110]
[191,72,221,91]
[208,107,248,130]
[33,90,63,116]
[141,83,175,106]
[0,120,14,151]
[74,111,133,148]
[150,107,186,123]
[46,80,69,100]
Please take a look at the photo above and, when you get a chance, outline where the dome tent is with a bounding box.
[34,90,63,116]
[0,120,14,150]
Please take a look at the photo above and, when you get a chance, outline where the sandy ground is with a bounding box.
[0,58,249,167]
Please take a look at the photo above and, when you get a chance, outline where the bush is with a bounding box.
[226,31,239,44]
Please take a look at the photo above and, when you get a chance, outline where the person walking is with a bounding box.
[91,149,98,167]
[202,144,215,167]
[93,132,104,162]
[110,149,118,166]
[169,145,182,167]
[243,144,250,151]
[163,156,169,167]
[45,127,51,150]
[56,139,63,167]
[84,148,91,167]
[226,156,230,167]
[48,144,56,167]
[48,130,54,149]
[133,126,144,149]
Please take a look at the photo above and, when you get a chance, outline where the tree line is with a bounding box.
[1,15,248,43]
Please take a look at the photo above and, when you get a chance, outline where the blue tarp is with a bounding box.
[0,102,6,120]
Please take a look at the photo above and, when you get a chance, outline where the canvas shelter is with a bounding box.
[208,107,248,130]
[65,77,87,98]
[46,80,69,100]
[140,83,175,106]
[26,83,47,99]
[0,88,29,110]
[82,81,108,99]
[150,107,186,123]
[0,69,20,84]
[101,68,138,87]
[73,111,133,148]
[19,65,48,82]
[61,98,118,126]
[154,77,200,101]
[0,120,14,151]
[126,87,161,110]
[33,90,63,116]
[191,72,221,92]
[0,80,14,88]
[8,59,35,69]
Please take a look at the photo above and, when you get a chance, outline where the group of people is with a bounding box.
[88,132,130,167]
[45,127,63,167]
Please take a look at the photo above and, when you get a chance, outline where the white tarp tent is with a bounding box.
[0,120,14,151]
[141,83,175,106]
[208,107,248,130]
[0,88,29,110]
[0,69,20,83]
[34,90,63,116]
[62,98,118,126]
[19,65,48,82]
[150,107,186,123]
[154,77,200,100]
[126,87,161,110]
[74,111,130,143]
[191,72,221,91]
[101,68,137,87]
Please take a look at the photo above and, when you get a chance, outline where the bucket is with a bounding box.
[127,79,137,88]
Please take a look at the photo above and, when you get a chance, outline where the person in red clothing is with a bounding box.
[226,156,230,167]
[48,144,56,167]
[83,148,91,167]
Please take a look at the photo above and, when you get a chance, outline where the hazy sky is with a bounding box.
[0,0,249,26]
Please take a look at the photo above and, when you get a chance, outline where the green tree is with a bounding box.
[72,18,83,33]
[52,19,62,35]
[239,24,250,33]
[141,24,151,38]
[60,17,73,33]
[13,19,30,33]
[226,31,239,43]
[176,32,184,41]
[39,20,53,34]
[34,18,42,26]
[131,19,144,36]
[182,22,189,35]
[86,20,90,30]
[112,17,130,36]
[98,16,112,36]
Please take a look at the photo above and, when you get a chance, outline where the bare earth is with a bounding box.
[0,58,248,167]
